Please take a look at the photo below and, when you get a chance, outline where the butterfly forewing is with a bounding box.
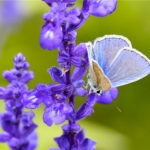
[93,35,132,74]
[106,48,150,87]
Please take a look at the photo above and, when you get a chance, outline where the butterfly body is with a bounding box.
[86,35,150,94]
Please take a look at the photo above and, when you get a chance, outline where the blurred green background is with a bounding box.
[1,0,150,150]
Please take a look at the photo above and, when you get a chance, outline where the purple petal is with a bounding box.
[3,70,16,82]
[71,57,86,67]
[82,0,91,12]
[22,91,43,109]
[58,50,70,69]
[20,71,34,83]
[71,43,87,57]
[43,109,53,126]
[76,103,94,121]
[71,66,87,82]
[54,135,70,150]
[62,124,70,132]
[110,87,118,99]
[63,31,77,42]
[97,88,118,104]
[71,124,80,132]
[8,138,19,149]
[86,93,98,107]
[67,15,80,25]
[21,112,35,126]
[0,132,11,142]
[90,0,117,17]
[5,100,20,112]
[21,123,37,138]
[76,88,87,97]
[97,90,113,104]
[48,67,66,84]
[0,87,6,99]
[43,103,72,126]
[27,132,38,150]
[68,8,80,16]
[54,115,66,125]
[14,53,29,70]
[1,113,16,136]
[50,84,66,93]
[73,80,85,88]
[40,23,63,50]
[76,130,85,143]
[62,84,74,98]
[82,138,96,150]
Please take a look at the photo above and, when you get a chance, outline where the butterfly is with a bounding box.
[86,35,150,95]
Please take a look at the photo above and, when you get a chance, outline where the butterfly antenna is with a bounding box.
[114,103,121,112]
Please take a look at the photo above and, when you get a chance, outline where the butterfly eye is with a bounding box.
[96,90,102,95]
[97,90,100,94]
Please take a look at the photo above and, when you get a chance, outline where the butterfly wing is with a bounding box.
[106,48,150,87]
[92,60,111,91]
[86,43,111,92]
[93,35,132,74]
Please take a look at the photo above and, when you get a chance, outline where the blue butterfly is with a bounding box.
[86,35,150,95]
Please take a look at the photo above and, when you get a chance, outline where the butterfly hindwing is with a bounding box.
[106,48,150,87]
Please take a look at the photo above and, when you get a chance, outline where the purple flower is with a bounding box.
[97,87,118,104]
[82,0,117,17]
[0,53,37,150]
[43,102,72,126]
[0,133,11,142]
[51,129,96,150]
[62,123,80,133]
[0,112,37,150]
[0,53,34,112]
[49,66,87,97]
[40,22,63,50]
[22,84,51,109]
[40,3,66,50]
[67,8,81,25]
[3,53,34,83]
[72,130,96,150]
[22,83,74,126]
[76,93,98,120]
[53,134,71,150]
[58,42,88,70]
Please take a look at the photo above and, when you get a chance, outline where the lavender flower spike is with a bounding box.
[24,0,118,149]
[0,53,37,150]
